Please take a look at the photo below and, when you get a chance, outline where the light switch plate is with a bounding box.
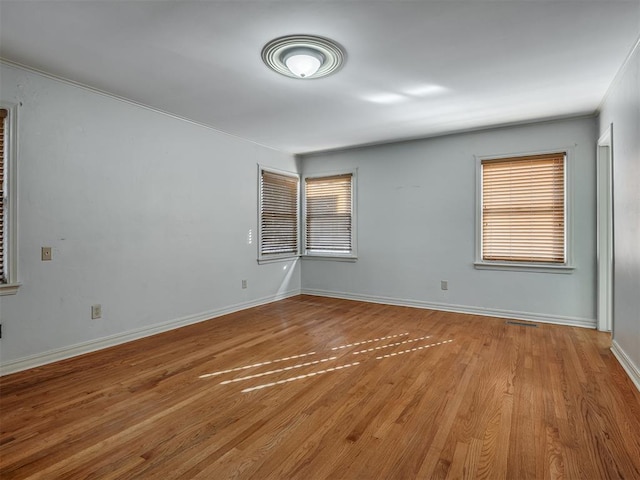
[41,247,52,261]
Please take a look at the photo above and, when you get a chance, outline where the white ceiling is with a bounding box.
[1,1,639,154]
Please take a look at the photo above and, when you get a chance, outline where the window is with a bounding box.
[304,172,356,258]
[0,104,19,295]
[0,109,6,282]
[477,152,568,271]
[258,167,299,262]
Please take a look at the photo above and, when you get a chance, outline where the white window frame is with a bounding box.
[302,169,357,261]
[257,165,300,264]
[474,148,574,274]
[0,102,20,295]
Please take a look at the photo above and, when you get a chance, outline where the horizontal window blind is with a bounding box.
[260,169,299,256]
[482,152,565,263]
[305,174,352,254]
[0,108,6,283]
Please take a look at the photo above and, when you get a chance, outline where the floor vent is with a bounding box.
[505,320,538,328]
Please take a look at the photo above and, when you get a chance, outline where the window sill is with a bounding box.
[257,255,299,265]
[0,283,21,296]
[302,254,357,263]
[474,262,574,274]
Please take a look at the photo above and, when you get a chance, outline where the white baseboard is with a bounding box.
[611,340,640,392]
[301,288,596,328]
[0,289,301,376]
[2,288,599,377]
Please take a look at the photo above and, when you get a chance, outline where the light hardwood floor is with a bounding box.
[1,295,639,479]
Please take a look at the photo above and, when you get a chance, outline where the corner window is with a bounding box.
[0,104,19,295]
[303,171,356,259]
[476,151,571,272]
[258,166,299,262]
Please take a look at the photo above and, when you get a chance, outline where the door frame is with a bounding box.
[597,124,614,332]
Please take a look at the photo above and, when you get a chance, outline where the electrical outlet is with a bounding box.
[41,247,52,261]
[441,280,448,291]
[91,304,102,319]
[242,279,247,289]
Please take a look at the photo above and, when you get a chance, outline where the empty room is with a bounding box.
[1,1,639,479]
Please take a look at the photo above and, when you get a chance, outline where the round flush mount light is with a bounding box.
[262,35,345,79]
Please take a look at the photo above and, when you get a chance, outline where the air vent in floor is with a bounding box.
[505,320,539,328]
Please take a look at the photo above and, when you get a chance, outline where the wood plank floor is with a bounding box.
[1,295,639,479]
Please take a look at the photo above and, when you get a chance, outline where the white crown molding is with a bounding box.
[597,33,640,113]
[0,58,286,154]
[0,289,301,376]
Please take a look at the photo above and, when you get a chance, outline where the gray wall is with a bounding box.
[599,42,640,385]
[0,64,301,372]
[301,118,597,326]
[0,62,616,376]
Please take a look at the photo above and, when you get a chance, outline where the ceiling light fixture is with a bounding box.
[262,35,345,79]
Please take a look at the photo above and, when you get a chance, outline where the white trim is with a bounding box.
[0,283,21,296]
[0,59,286,154]
[301,288,596,329]
[596,125,614,332]
[302,255,357,262]
[257,255,299,265]
[0,101,19,294]
[474,147,574,271]
[0,289,300,376]
[597,34,640,113]
[302,114,596,158]
[611,340,640,392]
[474,262,574,274]
[302,168,358,258]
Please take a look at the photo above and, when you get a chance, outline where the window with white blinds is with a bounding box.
[481,152,566,264]
[304,173,354,256]
[259,168,299,260]
[0,103,19,294]
[0,108,6,283]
